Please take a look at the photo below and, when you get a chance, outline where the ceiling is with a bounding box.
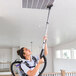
[0,0,76,48]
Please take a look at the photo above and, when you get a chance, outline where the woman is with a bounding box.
[17,36,48,76]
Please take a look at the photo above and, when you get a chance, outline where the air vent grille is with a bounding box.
[22,0,54,9]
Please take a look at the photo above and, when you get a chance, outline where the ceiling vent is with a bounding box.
[22,0,54,9]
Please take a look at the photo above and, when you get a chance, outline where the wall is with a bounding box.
[12,47,20,62]
[44,47,53,73]
[53,40,76,72]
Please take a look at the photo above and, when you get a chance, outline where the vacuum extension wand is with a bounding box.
[43,4,53,49]
[40,4,53,58]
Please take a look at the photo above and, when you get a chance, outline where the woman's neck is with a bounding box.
[25,55,31,61]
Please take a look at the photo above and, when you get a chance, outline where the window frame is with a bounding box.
[55,48,76,59]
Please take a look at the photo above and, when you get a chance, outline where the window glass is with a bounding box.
[55,49,76,59]
[62,49,71,59]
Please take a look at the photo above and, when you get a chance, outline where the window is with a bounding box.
[71,49,76,59]
[62,49,71,59]
[56,50,61,58]
[56,48,76,59]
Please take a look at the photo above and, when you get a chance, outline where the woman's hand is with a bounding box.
[43,35,48,41]
[38,58,44,64]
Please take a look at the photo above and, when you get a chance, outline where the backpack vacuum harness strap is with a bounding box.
[19,56,38,75]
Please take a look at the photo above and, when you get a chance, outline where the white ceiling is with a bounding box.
[0,0,76,48]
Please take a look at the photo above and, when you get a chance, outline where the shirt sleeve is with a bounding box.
[21,62,30,74]
[35,56,40,61]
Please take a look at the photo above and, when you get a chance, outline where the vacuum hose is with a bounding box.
[11,61,22,76]
[38,49,47,76]
[11,51,47,76]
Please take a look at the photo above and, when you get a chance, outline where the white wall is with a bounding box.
[12,47,20,62]
[53,40,76,72]
[44,47,53,73]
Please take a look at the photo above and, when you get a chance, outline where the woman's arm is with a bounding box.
[44,43,48,56]
[27,58,44,76]
[44,36,48,56]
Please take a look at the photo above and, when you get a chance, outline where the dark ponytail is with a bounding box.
[17,47,25,59]
[17,49,20,55]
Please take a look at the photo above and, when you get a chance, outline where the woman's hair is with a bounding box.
[17,47,25,59]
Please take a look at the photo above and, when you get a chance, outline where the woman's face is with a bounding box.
[23,48,32,57]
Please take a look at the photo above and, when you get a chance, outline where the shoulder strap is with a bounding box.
[19,63,28,76]
[24,56,37,68]
[24,61,35,68]
[32,56,38,66]
[19,56,38,76]
[32,56,37,63]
